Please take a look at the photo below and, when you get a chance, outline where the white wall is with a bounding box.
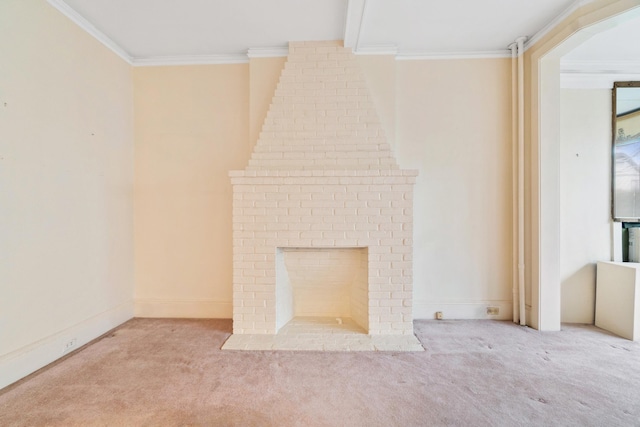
[560,89,612,323]
[0,0,134,389]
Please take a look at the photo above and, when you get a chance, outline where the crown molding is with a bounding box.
[561,59,640,89]
[561,59,640,74]
[247,47,289,58]
[132,54,249,67]
[524,0,598,51]
[396,50,511,61]
[561,72,640,89]
[354,44,398,56]
[47,0,133,64]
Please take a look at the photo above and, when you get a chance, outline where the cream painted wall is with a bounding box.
[133,64,250,318]
[249,57,287,151]
[395,59,514,319]
[560,89,612,323]
[132,56,514,321]
[357,55,397,148]
[0,0,134,388]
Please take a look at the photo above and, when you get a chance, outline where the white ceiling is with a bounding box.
[50,0,586,64]
[59,0,347,59]
[357,0,575,56]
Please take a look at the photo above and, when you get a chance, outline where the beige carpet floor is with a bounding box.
[1,319,640,426]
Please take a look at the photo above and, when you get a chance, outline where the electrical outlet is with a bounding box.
[486,306,500,316]
[63,338,77,354]
[435,311,443,320]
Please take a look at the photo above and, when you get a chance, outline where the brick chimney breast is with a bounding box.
[249,40,398,171]
[230,41,418,336]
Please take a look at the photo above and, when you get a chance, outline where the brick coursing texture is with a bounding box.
[230,41,418,335]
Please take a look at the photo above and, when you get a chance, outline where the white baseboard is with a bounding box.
[134,298,232,318]
[0,300,134,390]
[134,298,511,321]
[413,300,513,320]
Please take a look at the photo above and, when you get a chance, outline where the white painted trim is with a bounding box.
[344,0,367,49]
[247,47,289,58]
[396,50,511,60]
[560,60,640,89]
[134,298,232,318]
[132,54,249,67]
[413,300,514,320]
[537,55,563,332]
[354,44,398,56]
[525,0,598,51]
[46,0,133,64]
[561,72,640,89]
[561,59,640,74]
[0,301,134,390]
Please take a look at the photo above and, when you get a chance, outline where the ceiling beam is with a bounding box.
[343,0,367,50]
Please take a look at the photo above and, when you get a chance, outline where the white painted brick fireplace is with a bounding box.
[228,41,418,345]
